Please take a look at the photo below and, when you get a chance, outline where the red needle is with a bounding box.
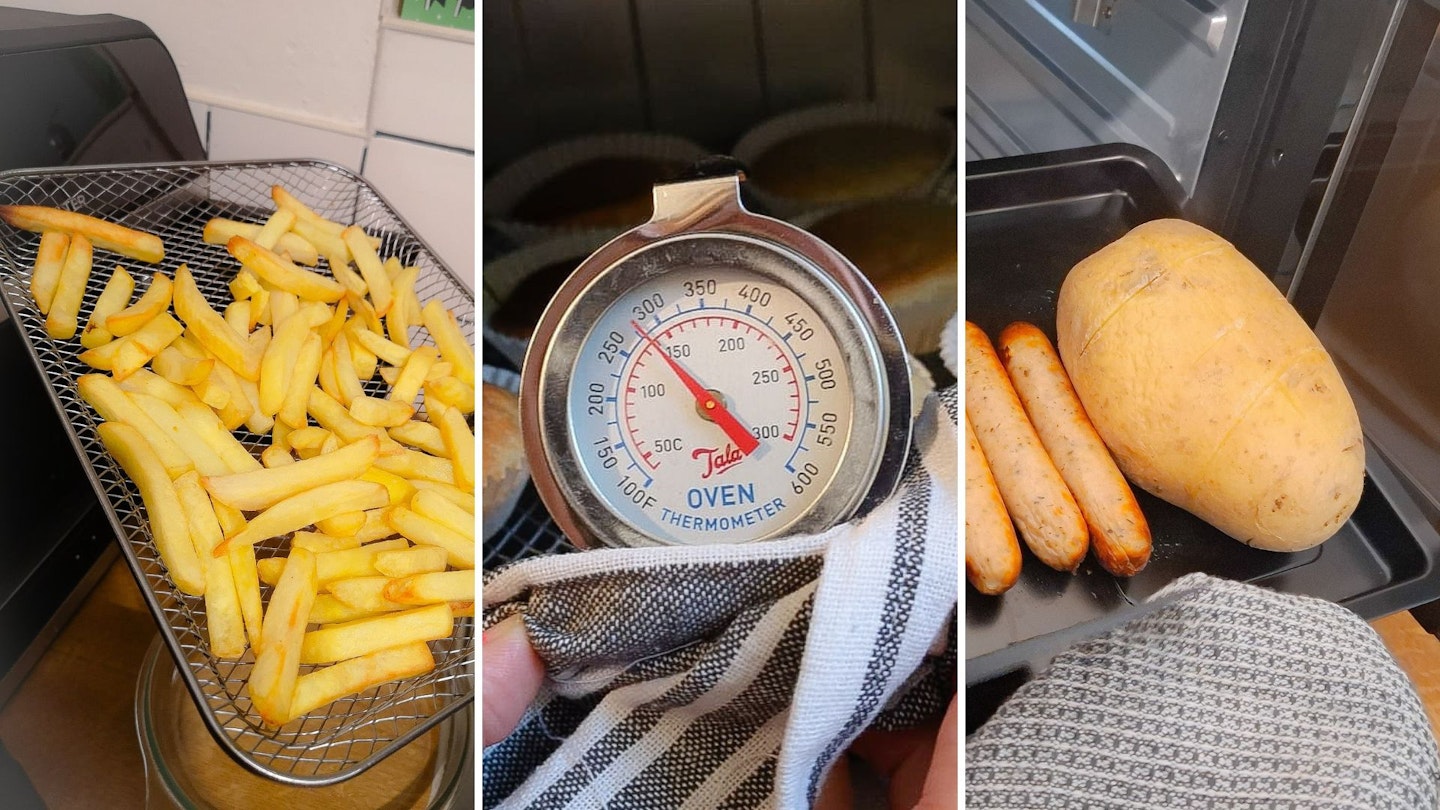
[630,320,760,455]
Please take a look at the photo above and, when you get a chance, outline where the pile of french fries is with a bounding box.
[0,187,475,727]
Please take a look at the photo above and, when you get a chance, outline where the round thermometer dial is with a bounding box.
[523,175,910,549]
[569,265,853,544]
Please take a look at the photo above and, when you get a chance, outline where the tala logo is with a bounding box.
[692,444,742,479]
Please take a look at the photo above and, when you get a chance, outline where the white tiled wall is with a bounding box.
[4,2,476,289]
[363,136,475,283]
[206,109,369,172]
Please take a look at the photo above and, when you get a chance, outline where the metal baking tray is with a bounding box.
[965,144,1440,688]
[0,160,475,785]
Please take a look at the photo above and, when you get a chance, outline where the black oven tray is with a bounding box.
[965,144,1440,688]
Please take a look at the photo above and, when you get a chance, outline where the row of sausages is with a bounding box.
[964,322,1152,595]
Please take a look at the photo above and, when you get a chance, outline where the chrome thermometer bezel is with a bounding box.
[520,174,911,549]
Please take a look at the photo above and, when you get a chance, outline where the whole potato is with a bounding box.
[1055,218,1364,551]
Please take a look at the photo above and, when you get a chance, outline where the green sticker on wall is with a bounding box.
[399,0,474,32]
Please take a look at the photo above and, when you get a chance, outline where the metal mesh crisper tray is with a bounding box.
[0,160,475,785]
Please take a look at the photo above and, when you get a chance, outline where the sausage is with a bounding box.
[998,322,1152,576]
[965,322,1088,571]
[965,414,1022,594]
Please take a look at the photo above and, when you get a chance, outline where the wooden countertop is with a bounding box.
[0,558,151,808]
[0,559,471,809]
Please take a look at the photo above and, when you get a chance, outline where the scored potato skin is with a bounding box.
[999,321,1151,576]
[1056,218,1364,551]
[965,321,1088,571]
[965,414,1023,594]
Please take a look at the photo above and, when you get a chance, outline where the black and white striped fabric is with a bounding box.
[967,573,1440,809]
[482,386,958,809]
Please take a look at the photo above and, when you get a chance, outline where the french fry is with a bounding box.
[317,347,342,404]
[411,489,474,541]
[260,301,329,416]
[317,510,366,538]
[383,256,403,283]
[325,576,409,613]
[96,422,204,595]
[228,236,344,303]
[331,331,365,405]
[421,301,474,385]
[254,208,296,251]
[204,218,318,266]
[249,547,317,726]
[385,265,418,347]
[251,286,272,327]
[342,225,393,316]
[215,480,388,555]
[324,250,368,297]
[359,467,415,506]
[293,218,351,265]
[175,399,262,473]
[224,300,252,334]
[261,444,293,468]
[287,642,434,721]
[409,479,474,513]
[207,362,255,431]
[173,265,263,380]
[271,186,346,236]
[353,327,411,368]
[389,345,437,405]
[293,531,362,553]
[383,570,473,605]
[204,435,380,512]
[373,545,448,578]
[153,347,214,387]
[308,387,392,447]
[235,371,274,435]
[385,506,473,568]
[78,312,182,375]
[299,603,452,665]
[258,539,408,586]
[229,543,264,649]
[129,391,231,477]
[30,230,69,314]
[78,375,195,479]
[356,509,397,542]
[347,322,378,382]
[45,232,91,340]
[229,269,262,302]
[118,368,200,409]
[269,290,299,327]
[389,420,447,457]
[436,407,474,491]
[260,421,294,469]
[0,204,163,263]
[174,472,246,658]
[267,351,314,438]
[81,264,134,348]
[288,426,332,456]
[313,538,407,584]
[374,447,455,484]
[346,291,384,336]
[426,376,474,414]
[451,602,475,618]
[307,593,377,625]
[349,395,414,428]
[107,271,172,336]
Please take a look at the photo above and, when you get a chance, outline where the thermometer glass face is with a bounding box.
[566,264,854,545]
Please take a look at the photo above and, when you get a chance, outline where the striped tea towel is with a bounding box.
[482,385,958,809]
[967,573,1440,809]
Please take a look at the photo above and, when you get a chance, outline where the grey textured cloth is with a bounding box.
[967,573,1440,809]
[482,387,958,809]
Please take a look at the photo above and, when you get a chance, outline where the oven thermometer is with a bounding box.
[520,171,911,549]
